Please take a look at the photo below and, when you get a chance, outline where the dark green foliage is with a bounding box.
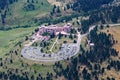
[73,0,114,12]
[81,20,91,34]
[53,26,119,80]
[109,60,120,71]
[0,25,31,31]
[70,28,77,34]
[24,3,35,11]
[80,5,120,33]
[58,32,63,39]
[25,36,28,41]
[40,41,50,48]
[0,71,29,80]
[87,29,117,63]
[50,32,55,38]
[66,4,71,9]
[34,28,39,32]
[73,40,77,43]
[0,0,18,24]
[56,6,61,13]
[38,13,80,26]
[42,32,50,36]
[0,0,18,10]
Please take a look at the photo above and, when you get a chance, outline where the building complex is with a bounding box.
[32,23,72,41]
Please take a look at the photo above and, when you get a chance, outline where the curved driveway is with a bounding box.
[21,23,120,62]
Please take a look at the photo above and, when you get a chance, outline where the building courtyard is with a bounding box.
[21,23,83,62]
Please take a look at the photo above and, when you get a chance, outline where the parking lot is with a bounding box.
[21,43,79,61]
[21,31,82,62]
[21,23,120,62]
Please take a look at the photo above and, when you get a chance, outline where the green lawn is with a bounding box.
[0,26,56,77]
[40,35,77,53]
[32,64,54,76]
[3,0,52,27]
[0,27,36,56]
[41,38,56,53]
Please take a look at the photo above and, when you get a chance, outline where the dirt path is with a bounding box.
[49,37,58,52]
[47,0,61,6]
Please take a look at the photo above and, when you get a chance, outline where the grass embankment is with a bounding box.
[2,0,52,27]
[41,35,77,53]
[41,38,56,53]
[0,27,56,77]
[0,27,36,56]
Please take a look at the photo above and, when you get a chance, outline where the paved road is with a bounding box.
[24,35,39,47]
[21,44,79,61]
[21,32,81,62]
[21,23,120,62]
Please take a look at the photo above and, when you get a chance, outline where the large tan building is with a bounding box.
[38,23,72,35]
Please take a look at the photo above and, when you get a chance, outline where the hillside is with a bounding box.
[1,0,120,30]
[0,0,52,28]
[0,0,120,80]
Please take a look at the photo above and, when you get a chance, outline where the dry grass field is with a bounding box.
[47,0,73,6]
[103,26,120,57]
[76,26,120,80]
[102,69,120,80]
[101,26,120,80]
[47,0,62,6]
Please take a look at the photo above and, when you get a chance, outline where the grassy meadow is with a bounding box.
[0,27,36,56]
[102,26,120,57]
[2,0,52,27]
[0,27,56,77]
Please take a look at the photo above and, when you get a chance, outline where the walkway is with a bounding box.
[49,37,58,52]
[21,23,120,62]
